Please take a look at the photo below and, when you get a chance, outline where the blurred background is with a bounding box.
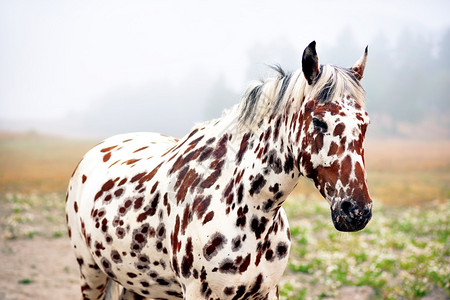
[0,1,448,299]
[1,1,449,139]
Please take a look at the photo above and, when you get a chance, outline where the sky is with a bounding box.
[0,0,449,137]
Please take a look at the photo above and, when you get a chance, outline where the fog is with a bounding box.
[1,0,449,139]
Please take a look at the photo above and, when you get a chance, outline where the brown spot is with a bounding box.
[103,152,111,162]
[312,133,323,154]
[151,181,159,193]
[202,211,214,225]
[102,180,114,191]
[133,146,149,153]
[82,174,87,183]
[333,122,346,136]
[273,116,282,142]
[181,237,194,278]
[203,233,227,261]
[101,145,117,153]
[224,287,234,296]
[340,155,352,186]
[192,195,211,219]
[131,172,146,183]
[181,204,192,235]
[328,141,339,156]
[236,133,251,163]
[176,169,198,203]
[114,189,124,197]
[276,242,288,259]
[171,215,180,255]
[122,159,141,165]
[138,163,163,184]
[213,134,228,159]
[239,253,251,273]
[200,160,224,189]
[249,174,266,196]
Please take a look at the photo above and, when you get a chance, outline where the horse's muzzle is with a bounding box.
[331,199,372,232]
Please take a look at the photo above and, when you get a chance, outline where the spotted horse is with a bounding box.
[66,41,372,300]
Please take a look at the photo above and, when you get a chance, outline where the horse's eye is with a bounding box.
[313,117,328,132]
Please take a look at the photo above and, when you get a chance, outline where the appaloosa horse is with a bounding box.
[66,41,372,300]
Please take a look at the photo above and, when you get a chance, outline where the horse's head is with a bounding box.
[297,41,372,232]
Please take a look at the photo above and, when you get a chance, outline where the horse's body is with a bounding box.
[66,42,372,299]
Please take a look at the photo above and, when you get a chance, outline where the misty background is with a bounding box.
[1,1,449,139]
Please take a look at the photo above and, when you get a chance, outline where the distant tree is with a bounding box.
[322,27,361,67]
[431,28,450,115]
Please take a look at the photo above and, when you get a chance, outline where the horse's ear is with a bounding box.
[302,41,320,85]
[351,46,368,80]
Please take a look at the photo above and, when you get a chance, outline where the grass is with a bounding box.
[280,196,449,299]
[0,132,449,298]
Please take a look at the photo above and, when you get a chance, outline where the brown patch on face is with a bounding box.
[315,160,340,196]
[354,161,365,183]
[337,137,346,156]
[333,123,346,136]
[82,174,87,183]
[340,155,352,186]
[311,133,323,154]
[328,141,338,156]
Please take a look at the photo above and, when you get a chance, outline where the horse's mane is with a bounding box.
[238,64,365,127]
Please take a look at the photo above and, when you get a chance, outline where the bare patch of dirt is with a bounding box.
[0,237,80,300]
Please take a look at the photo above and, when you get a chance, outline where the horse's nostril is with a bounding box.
[340,200,352,217]
[362,206,372,218]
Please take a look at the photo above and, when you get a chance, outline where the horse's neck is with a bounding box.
[208,108,301,218]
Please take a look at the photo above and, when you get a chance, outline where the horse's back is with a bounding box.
[69,132,174,199]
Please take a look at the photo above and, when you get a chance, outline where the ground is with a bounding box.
[0,132,449,299]
[0,237,79,300]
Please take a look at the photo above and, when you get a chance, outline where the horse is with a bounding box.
[66,41,372,300]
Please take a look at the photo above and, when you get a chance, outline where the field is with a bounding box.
[0,132,449,299]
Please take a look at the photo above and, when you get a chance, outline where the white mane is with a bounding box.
[237,64,366,128]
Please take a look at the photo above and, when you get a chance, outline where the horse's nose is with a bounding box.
[340,199,372,221]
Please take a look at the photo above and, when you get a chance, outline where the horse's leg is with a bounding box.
[118,288,146,300]
[72,240,109,299]
[184,282,212,300]
[267,286,280,300]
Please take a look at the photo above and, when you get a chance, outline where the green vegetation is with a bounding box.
[280,196,450,299]
[0,192,67,239]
